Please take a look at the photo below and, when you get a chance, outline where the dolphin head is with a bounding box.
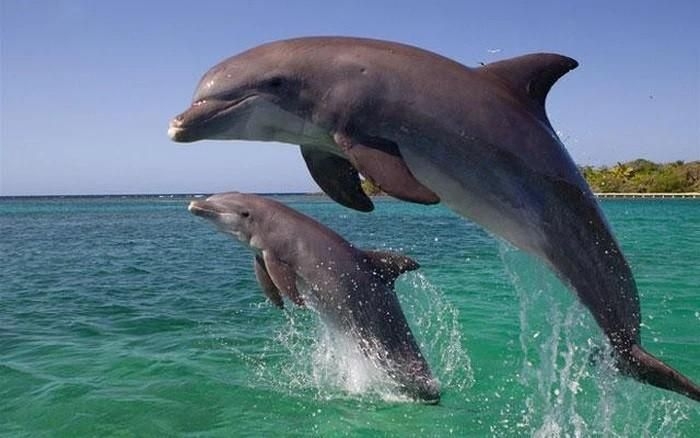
[169,43,325,145]
[188,192,263,247]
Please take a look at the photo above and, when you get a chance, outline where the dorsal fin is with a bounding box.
[480,53,578,108]
[362,250,420,286]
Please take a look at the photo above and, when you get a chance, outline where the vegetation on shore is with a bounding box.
[580,160,700,193]
[359,160,700,196]
[360,178,384,196]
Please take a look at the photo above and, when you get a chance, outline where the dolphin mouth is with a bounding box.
[168,95,258,142]
[188,201,221,219]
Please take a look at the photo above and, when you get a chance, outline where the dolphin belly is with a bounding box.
[398,139,549,255]
[400,139,639,336]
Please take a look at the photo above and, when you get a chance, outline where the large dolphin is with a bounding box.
[170,37,699,401]
[188,192,440,403]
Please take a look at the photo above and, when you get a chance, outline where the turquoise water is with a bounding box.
[1,196,698,436]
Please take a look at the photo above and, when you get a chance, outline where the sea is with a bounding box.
[1,195,698,437]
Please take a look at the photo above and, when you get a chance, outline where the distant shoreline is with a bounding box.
[0,193,309,200]
[1,192,699,200]
[594,192,700,199]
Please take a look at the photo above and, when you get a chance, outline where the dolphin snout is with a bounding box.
[187,200,203,214]
[188,200,219,219]
[168,116,193,142]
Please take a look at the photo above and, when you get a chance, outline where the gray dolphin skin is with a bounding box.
[188,192,439,403]
[170,37,699,402]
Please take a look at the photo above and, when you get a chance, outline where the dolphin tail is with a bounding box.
[619,345,700,402]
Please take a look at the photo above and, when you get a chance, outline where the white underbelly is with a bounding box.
[399,145,548,256]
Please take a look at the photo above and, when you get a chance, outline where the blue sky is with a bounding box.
[1,0,698,195]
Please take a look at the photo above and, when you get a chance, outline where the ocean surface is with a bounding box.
[1,195,698,436]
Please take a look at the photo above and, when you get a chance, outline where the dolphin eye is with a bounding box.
[241,211,250,218]
[263,77,284,89]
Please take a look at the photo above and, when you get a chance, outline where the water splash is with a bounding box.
[398,271,473,393]
[498,243,693,437]
[239,272,470,403]
[309,324,406,400]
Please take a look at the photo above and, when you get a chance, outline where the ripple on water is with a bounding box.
[0,197,697,435]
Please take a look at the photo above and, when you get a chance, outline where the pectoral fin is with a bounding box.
[262,251,304,306]
[253,255,284,308]
[333,133,440,205]
[363,250,420,286]
[300,146,374,212]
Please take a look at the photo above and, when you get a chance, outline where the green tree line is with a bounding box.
[580,159,700,193]
[360,159,700,195]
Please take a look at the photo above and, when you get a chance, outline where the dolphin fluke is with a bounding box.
[545,179,699,402]
[619,345,700,402]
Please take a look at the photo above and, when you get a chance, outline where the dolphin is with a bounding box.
[188,192,440,403]
[170,37,699,401]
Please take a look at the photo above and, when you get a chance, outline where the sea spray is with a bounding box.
[311,323,407,400]
[398,271,473,393]
[240,272,470,403]
[2,196,697,435]
[500,242,609,436]
[498,242,692,437]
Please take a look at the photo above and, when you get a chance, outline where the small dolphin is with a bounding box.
[170,37,699,401]
[188,192,439,403]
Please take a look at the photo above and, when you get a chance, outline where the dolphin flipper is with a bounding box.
[333,133,440,205]
[253,255,284,308]
[262,251,304,306]
[300,146,374,212]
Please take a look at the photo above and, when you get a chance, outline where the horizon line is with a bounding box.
[2,192,700,200]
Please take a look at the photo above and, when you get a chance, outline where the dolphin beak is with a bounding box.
[188,200,219,219]
[168,95,259,143]
[168,116,196,143]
